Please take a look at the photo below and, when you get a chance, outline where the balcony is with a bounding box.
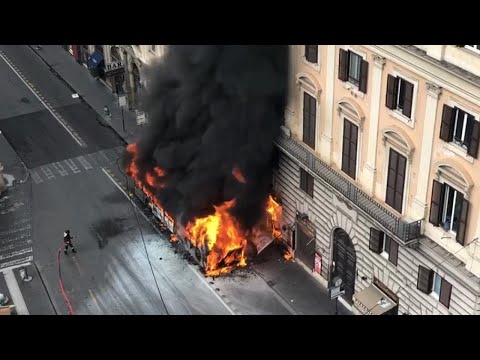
[274,132,422,244]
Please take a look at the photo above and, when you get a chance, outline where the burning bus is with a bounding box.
[125,143,284,277]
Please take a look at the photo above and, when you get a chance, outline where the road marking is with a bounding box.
[88,289,101,312]
[0,247,33,261]
[0,224,31,237]
[87,153,100,166]
[64,159,80,174]
[0,256,33,271]
[40,165,55,179]
[0,239,32,252]
[72,256,82,276]
[76,156,93,170]
[52,162,68,176]
[188,264,236,315]
[3,269,29,315]
[0,51,86,147]
[99,151,111,163]
[0,261,31,273]
[102,168,129,198]
[101,167,237,316]
[30,170,43,184]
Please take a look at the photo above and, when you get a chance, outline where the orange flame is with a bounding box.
[266,195,282,238]
[126,143,285,277]
[232,167,247,184]
[125,143,172,219]
[283,250,295,262]
[186,199,248,277]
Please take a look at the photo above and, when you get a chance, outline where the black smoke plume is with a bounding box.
[126,45,288,231]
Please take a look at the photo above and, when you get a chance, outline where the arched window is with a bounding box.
[296,74,321,150]
[382,127,415,214]
[429,162,473,245]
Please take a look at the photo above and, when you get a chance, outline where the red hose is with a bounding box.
[57,246,74,315]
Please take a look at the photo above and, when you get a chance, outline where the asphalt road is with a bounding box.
[0,45,232,314]
[0,45,350,315]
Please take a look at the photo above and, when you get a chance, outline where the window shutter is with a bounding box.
[429,180,445,226]
[300,169,307,192]
[385,74,397,110]
[369,228,383,254]
[440,105,454,142]
[388,239,399,266]
[402,81,414,118]
[308,175,314,198]
[305,45,318,63]
[456,198,469,246]
[309,96,317,149]
[303,93,310,145]
[417,266,433,294]
[439,278,452,308]
[359,59,369,93]
[467,119,480,158]
[338,49,348,82]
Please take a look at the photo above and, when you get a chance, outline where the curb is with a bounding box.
[27,45,131,147]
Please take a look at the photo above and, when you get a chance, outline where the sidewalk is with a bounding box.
[33,46,352,315]
[253,242,351,315]
[29,45,141,145]
[0,133,55,314]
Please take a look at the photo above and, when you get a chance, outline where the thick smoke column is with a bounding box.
[130,45,288,231]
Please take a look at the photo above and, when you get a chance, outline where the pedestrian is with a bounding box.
[63,230,76,255]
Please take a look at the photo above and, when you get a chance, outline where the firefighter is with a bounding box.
[63,230,76,255]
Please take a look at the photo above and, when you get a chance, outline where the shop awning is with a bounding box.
[88,50,104,69]
[353,285,396,315]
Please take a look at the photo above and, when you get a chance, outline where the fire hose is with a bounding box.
[56,245,74,315]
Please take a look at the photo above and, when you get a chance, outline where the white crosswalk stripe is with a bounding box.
[52,162,69,176]
[99,150,112,162]
[87,153,100,166]
[77,156,93,170]
[64,159,80,174]
[30,147,126,184]
[40,165,55,179]
[30,170,43,184]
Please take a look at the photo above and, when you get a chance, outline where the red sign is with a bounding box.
[314,253,321,274]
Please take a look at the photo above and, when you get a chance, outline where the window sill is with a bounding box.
[301,56,320,72]
[380,252,389,260]
[341,81,365,99]
[442,142,474,164]
[437,225,458,242]
[430,292,440,301]
[388,109,415,129]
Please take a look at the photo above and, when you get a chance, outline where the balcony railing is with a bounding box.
[274,133,422,243]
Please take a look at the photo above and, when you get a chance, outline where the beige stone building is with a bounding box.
[67,45,167,109]
[273,45,480,315]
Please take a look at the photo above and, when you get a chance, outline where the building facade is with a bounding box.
[274,45,480,315]
[64,45,167,109]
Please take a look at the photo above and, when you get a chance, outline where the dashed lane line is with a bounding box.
[100,167,237,315]
[0,50,87,148]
